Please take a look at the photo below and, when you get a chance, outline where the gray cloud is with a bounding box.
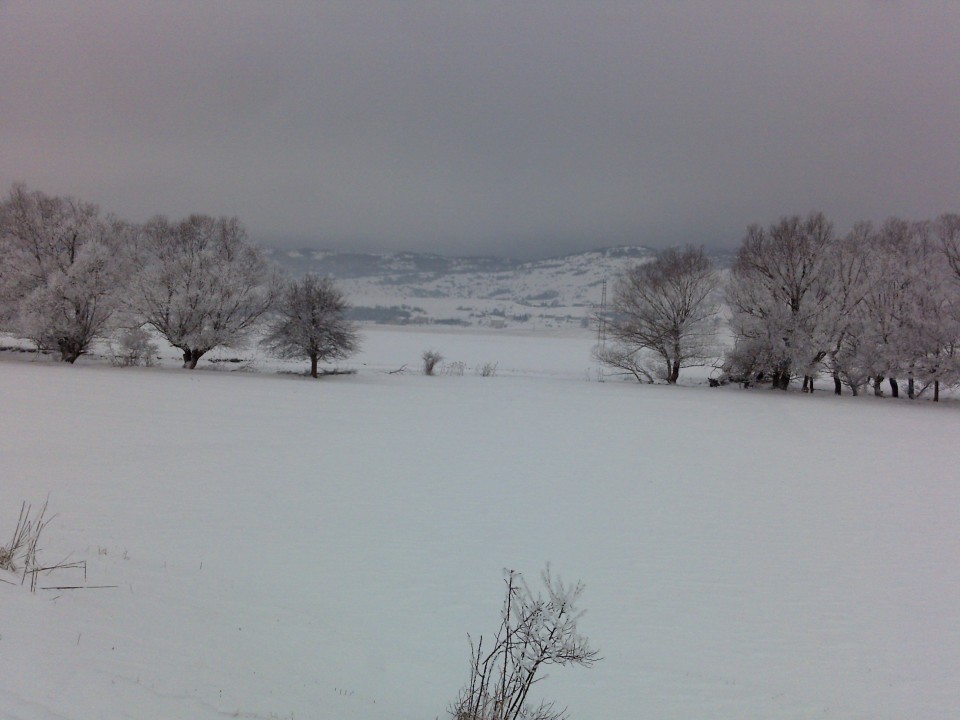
[2,1,958,258]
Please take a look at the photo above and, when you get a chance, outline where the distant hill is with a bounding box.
[262,246,729,329]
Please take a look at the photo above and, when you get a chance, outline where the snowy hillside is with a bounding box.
[2,328,959,720]
[264,246,659,328]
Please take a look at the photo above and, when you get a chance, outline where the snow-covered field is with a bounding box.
[2,327,959,720]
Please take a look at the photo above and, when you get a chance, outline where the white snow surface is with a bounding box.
[2,326,960,719]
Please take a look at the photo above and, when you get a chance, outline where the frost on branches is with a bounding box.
[127,214,281,369]
[0,184,127,362]
[724,212,960,397]
[450,566,599,720]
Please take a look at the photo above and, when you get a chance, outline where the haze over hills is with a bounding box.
[263,246,657,329]
[262,245,735,330]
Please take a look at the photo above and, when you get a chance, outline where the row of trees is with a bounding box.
[598,212,960,399]
[0,184,358,376]
[4,183,956,396]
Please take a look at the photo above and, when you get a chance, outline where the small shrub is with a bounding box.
[423,349,443,376]
[209,356,260,372]
[449,566,599,720]
[478,362,498,377]
[445,361,467,376]
[318,367,357,376]
[109,327,159,367]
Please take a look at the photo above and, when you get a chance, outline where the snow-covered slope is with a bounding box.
[264,246,658,328]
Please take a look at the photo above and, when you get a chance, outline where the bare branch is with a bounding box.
[450,566,599,720]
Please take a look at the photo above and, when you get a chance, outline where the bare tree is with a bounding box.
[450,566,599,720]
[0,184,126,362]
[261,274,359,378]
[128,214,280,368]
[726,213,835,390]
[596,246,719,384]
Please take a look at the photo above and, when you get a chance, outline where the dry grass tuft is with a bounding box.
[1,499,86,592]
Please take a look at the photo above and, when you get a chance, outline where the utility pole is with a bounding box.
[597,279,607,348]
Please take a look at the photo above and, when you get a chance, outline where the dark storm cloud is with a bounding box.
[2,2,959,258]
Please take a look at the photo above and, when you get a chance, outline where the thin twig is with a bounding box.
[40,585,118,591]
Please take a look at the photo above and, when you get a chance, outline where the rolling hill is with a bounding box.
[263,246,661,329]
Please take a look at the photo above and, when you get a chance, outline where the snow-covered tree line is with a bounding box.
[725,212,960,399]
[0,184,357,375]
[599,211,960,399]
[4,183,957,396]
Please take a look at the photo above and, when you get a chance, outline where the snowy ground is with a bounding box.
[2,326,959,719]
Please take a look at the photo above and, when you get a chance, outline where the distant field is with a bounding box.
[2,328,959,719]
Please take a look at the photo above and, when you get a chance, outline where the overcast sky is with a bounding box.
[2,2,958,259]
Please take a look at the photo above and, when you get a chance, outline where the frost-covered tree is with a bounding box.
[843,218,922,397]
[822,222,876,395]
[931,213,960,397]
[725,213,836,390]
[261,274,358,378]
[899,221,959,401]
[17,240,124,363]
[128,214,280,369]
[597,246,719,384]
[0,184,126,362]
[937,213,960,284]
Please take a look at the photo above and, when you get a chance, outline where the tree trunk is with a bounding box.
[310,354,319,379]
[772,368,790,390]
[667,359,680,384]
[781,365,792,390]
[934,380,940,402]
[60,347,81,363]
[182,348,205,369]
[908,376,915,399]
[58,339,83,363]
[833,375,842,395]
[873,375,884,396]
[889,378,899,398]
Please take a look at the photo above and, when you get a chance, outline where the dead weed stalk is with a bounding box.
[1,498,86,592]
